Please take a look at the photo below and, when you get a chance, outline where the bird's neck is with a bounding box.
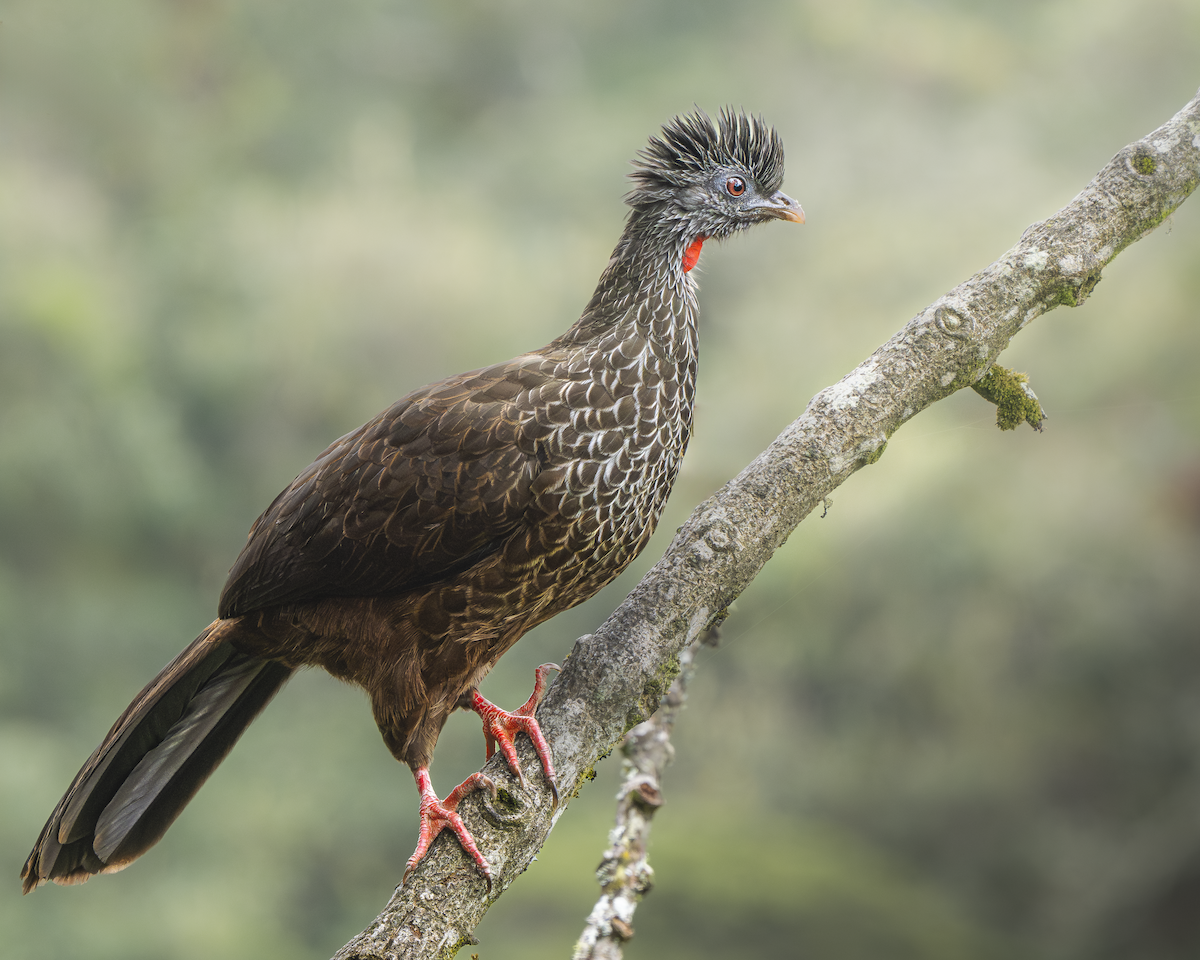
[556,208,700,350]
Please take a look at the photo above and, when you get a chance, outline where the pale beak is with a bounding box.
[762,190,805,223]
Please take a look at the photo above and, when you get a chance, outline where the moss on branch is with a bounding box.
[971,364,1046,431]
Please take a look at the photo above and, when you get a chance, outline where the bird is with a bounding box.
[21,108,803,893]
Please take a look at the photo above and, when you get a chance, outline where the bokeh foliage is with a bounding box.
[2,1,1199,958]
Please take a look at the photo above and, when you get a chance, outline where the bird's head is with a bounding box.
[627,108,804,245]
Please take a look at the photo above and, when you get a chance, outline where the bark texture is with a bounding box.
[331,88,1200,960]
[571,629,714,959]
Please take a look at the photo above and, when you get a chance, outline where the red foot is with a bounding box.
[404,767,495,887]
[470,663,559,801]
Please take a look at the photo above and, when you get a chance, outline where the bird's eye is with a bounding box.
[725,176,747,197]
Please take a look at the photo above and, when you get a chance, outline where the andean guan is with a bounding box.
[21,108,803,892]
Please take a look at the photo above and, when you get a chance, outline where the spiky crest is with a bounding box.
[627,108,785,206]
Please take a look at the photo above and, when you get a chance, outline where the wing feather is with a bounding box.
[217,360,554,618]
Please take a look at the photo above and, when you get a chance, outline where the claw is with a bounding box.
[404,665,561,888]
[470,663,560,804]
[404,767,495,891]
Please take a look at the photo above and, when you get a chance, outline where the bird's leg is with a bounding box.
[469,662,559,801]
[404,766,495,887]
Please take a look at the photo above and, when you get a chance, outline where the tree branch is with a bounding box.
[331,88,1200,960]
[571,627,717,959]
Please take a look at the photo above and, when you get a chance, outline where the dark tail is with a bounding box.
[21,620,294,893]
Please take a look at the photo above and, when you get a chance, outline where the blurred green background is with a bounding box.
[2,1,1199,957]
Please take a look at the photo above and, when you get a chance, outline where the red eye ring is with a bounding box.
[725,176,746,197]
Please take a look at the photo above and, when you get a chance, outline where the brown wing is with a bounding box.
[217,360,556,619]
